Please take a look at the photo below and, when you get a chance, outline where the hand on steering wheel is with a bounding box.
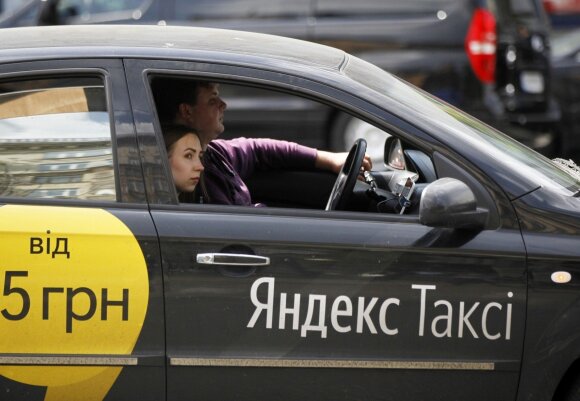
[325,138,367,211]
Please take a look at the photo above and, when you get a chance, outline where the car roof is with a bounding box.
[0,25,347,70]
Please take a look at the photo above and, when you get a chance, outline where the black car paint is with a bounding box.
[512,188,580,401]
[0,25,578,401]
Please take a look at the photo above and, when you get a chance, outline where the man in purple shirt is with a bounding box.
[153,79,371,205]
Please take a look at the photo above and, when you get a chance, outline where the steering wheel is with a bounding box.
[325,138,367,211]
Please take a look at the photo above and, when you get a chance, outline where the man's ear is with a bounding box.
[178,103,191,118]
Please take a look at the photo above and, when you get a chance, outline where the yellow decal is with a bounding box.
[0,205,149,401]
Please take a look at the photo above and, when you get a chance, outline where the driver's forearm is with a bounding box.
[315,150,346,174]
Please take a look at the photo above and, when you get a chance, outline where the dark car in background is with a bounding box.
[551,27,580,159]
[0,0,560,158]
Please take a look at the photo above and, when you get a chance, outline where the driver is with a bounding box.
[154,79,372,206]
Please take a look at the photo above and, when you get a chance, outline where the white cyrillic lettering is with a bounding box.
[101,288,129,321]
[301,295,327,338]
[506,303,512,340]
[458,302,480,338]
[412,284,436,336]
[481,302,502,340]
[331,296,352,333]
[42,287,64,319]
[52,237,70,259]
[431,300,453,338]
[279,292,300,330]
[66,287,97,333]
[357,297,378,334]
[247,277,275,329]
[379,298,399,335]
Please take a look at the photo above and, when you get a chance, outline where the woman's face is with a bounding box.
[168,133,204,193]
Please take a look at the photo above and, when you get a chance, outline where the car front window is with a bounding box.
[344,56,580,195]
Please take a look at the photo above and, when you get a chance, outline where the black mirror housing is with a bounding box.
[419,178,488,230]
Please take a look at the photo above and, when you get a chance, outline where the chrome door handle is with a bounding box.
[196,253,270,266]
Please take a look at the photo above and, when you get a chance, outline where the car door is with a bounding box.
[0,59,165,401]
[125,58,527,401]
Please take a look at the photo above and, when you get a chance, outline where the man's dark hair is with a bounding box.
[151,77,213,122]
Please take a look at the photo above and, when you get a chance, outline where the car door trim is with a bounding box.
[169,357,495,371]
[0,355,139,366]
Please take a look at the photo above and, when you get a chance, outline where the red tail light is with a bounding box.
[465,8,497,83]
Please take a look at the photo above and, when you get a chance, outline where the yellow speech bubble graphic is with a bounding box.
[0,205,149,400]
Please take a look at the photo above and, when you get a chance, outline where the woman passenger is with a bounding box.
[162,124,204,202]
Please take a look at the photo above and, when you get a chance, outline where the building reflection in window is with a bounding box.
[0,77,116,201]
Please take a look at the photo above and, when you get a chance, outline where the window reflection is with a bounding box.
[0,78,116,200]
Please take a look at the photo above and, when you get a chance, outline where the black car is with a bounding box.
[0,24,579,401]
[551,27,580,160]
[0,0,560,159]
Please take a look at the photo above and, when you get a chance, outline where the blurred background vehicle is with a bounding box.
[543,0,580,31]
[551,27,580,160]
[0,0,563,160]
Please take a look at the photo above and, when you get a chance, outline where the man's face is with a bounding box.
[183,84,227,147]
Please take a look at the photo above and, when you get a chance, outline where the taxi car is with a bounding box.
[0,25,579,401]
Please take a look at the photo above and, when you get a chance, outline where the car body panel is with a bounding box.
[0,55,165,399]
[512,188,580,401]
[155,207,526,401]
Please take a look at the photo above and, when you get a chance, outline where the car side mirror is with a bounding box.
[384,136,405,170]
[419,178,488,230]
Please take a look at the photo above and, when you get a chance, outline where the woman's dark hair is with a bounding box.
[161,123,199,154]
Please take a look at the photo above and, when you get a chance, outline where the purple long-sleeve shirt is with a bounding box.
[200,137,317,205]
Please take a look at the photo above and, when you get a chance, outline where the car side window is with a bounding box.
[0,76,116,201]
[149,75,440,214]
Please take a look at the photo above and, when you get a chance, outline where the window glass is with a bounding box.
[173,0,308,21]
[491,0,541,22]
[57,0,144,15]
[316,0,461,15]
[50,0,151,24]
[0,77,116,201]
[343,56,580,194]
[150,76,426,213]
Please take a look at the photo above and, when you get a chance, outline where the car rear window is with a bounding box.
[173,0,309,20]
[316,0,462,15]
[0,76,116,201]
[490,0,542,22]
